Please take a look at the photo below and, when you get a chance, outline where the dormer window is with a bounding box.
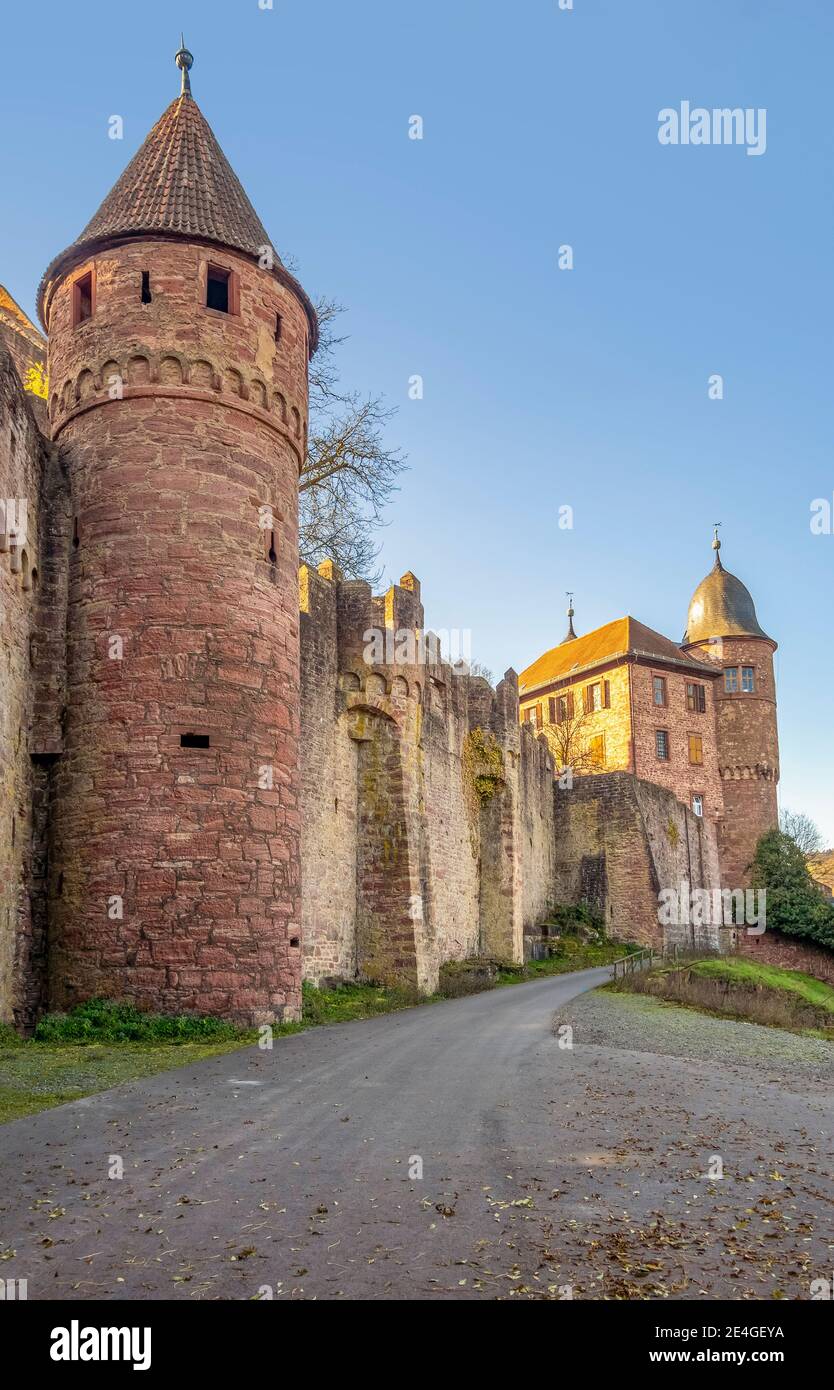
[73,271,94,326]
[206,265,231,313]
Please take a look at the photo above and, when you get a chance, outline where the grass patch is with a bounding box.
[688,957,834,1014]
[0,1039,254,1126]
[300,979,424,1023]
[610,956,834,1037]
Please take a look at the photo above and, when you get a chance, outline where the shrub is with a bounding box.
[751,831,834,952]
[33,998,245,1044]
[543,902,605,938]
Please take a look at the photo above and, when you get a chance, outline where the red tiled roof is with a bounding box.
[77,95,273,260]
[37,94,317,346]
[519,616,716,692]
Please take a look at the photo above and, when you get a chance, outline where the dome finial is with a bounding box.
[175,34,194,96]
[562,591,577,643]
[712,521,723,570]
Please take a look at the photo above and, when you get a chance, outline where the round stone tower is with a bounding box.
[682,530,779,886]
[38,44,317,1023]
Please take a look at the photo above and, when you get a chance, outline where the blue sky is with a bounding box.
[2,0,832,841]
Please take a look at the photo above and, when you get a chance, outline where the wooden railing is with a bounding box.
[611,943,688,979]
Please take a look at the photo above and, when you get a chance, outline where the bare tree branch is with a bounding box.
[779,807,824,858]
[541,707,600,775]
[298,296,407,582]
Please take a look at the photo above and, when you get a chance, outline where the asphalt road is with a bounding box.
[1,965,831,1300]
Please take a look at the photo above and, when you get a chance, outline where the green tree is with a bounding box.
[751,829,834,950]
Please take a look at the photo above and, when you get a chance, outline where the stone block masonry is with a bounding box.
[733,929,834,987]
[1,351,55,1025]
[41,237,312,1026]
[299,564,557,993]
[552,771,722,950]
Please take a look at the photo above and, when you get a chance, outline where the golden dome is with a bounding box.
[683,536,772,645]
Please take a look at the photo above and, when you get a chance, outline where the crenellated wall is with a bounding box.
[299,562,557,992]
[0,348,69,1027]
[0,340,787,1024]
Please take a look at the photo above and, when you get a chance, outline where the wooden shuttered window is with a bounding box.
[686,682,706,713]
[555,691,577,724]
[589,734,605,767]
[548,697,556,723]
[583,682,608,713]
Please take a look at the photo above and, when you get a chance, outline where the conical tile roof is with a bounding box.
[76,94,273,258]
[38,87,316,347]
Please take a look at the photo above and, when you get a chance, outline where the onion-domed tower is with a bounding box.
[682,529,779,885]
[39,43,317,1022]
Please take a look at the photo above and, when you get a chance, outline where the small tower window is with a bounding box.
[206,265,231,313]
[72,517,80,550]
[73,271,94,326]
[275,313,282,343]
[141,270,152,303]
[180,733,210,749]
[741,666,755,692]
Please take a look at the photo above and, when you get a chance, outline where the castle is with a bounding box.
[0,50,779,1030]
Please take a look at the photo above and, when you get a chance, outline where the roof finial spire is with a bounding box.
[712,521,723,570]
[175,34,194,96]
[562,591,577,643]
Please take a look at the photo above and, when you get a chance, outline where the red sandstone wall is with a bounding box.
[552,772,721,949]
[689,636,779,885]
[630,661,724,826]
[734,929,834,986]
[520,657,725,835]
[44,239,310,1024]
